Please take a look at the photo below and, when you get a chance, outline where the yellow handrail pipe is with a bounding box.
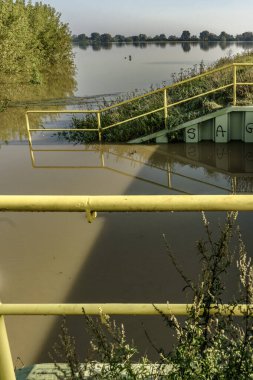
[1,192,253,377]
[0,195,252,213]
[0,303,252,316]
[0,313,16,380]
[0,301,252,380]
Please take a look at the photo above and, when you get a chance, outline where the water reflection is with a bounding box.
[73,42,251,96]
[28,142,253,194]
[75,41,253,53]
[181,42,191,52]
[0,64,76,140]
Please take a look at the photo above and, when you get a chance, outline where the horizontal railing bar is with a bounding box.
[0,303,252,316]
[102,107,164,131]
[236,82,253,85]
[168,83,233,109]
[26,110,98,114]
[100,89,164,113]
[234,62,253,66]
[29,128,98,132]
[0,195,252,212]
[32,166,104,169]
[167,63,233,89]
[30,149,100,152]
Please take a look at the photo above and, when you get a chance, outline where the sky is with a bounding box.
[38,0,253,37]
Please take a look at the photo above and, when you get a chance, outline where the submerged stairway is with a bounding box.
[26,62,253,145]
[129,105,253,144]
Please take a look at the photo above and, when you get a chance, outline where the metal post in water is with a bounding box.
[0,312,15,380]
[167,162,172,188]
[163,88,168,128]
[25,113,33,147]
[97,112,102,143]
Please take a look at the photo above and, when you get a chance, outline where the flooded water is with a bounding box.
[74,41,253,96]
[1,42,253,366]
[0,141,253,366]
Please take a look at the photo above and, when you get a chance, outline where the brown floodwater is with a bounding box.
[0,140,253,366]
[2,41,253,368]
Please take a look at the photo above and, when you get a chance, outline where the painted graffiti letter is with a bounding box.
[216,125,226,137]
[246,123,253,134]
[187,128,196,140]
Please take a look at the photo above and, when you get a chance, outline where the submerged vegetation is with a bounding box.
[0,0,73,82]
[0,0,75,113]
[61,51,253,144]
[51,213,253,379]
[0,0,76,139]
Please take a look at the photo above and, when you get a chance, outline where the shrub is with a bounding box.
[51,212,253,379]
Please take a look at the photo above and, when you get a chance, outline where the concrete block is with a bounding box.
[244,144,253,172]
[184,124,199,143]
[155,134,168,143]
[215,114,229,143]
[244,112,253,143]
[230,112,243,140]
[199,119,214,141]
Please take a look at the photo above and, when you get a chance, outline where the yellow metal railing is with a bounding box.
[1,303,252,316]
[25,62,253,143]
[0,195,253,221]
[2,302,253,380]
[1,194,253,379]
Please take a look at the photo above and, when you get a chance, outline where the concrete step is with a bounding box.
[15,363,172,379]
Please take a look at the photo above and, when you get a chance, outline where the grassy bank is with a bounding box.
[62,51,253,144]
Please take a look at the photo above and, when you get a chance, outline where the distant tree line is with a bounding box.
[0,0,73,83]
[72,30,253,44]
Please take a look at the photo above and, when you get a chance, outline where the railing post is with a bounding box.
[0,312,15,380]
[97,112,102,143]
[163,88,168,129]
[25,112,33,147]
[233,64,237,106]
[167,162,172,188]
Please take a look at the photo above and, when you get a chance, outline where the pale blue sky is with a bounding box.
[40,0,253,36]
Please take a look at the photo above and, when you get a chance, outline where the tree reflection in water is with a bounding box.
[0,63,76,141]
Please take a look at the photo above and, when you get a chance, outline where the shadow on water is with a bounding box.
[20,141,252,364]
